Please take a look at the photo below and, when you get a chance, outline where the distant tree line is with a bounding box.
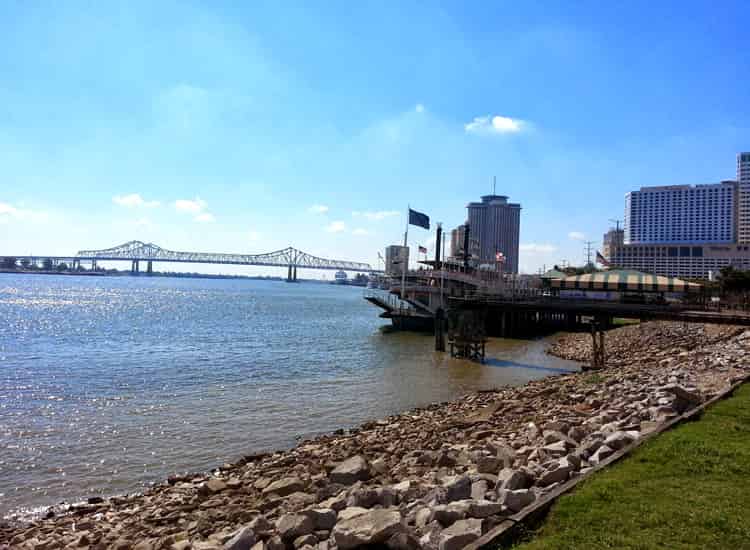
[553,264,601,275]
[717,266,750,293]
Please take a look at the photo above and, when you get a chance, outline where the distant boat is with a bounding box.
[334,270,348,284]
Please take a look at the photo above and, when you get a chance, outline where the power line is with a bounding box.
[609,218,623,232]
[584,241,595,266]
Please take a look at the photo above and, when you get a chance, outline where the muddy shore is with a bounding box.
[2,321,748,550]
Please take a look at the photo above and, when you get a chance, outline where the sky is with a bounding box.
[1,0,749,277]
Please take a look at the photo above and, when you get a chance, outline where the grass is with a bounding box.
[507,383,750,550]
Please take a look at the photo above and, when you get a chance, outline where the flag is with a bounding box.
[408,208,430,230]
[596,251,611,266]
[418,246,428,254]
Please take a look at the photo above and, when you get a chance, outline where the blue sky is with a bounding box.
[1,1,749,276]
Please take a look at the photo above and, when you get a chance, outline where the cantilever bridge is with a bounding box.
[12,240,377,280]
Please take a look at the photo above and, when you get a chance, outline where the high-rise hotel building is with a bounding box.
[623,181,736,244]
[738,152,750,243]
[467,195,521,274]
[609,153,750,279]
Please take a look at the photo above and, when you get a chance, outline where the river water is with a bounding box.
[0,273,580,517]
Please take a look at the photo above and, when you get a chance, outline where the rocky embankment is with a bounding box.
[3,322,749,550]
[547,322,745,366]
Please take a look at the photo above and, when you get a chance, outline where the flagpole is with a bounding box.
[401,205,409,300]
[440,226,445,308]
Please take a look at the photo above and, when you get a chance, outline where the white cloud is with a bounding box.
[352,227,369,235]
[308,204,329,214]
[464,114,525,135]
[0,202,48,223]
[325,221,346,233]
[415,103,425,113]
[352,210,400,221]
[113,193,160,208]
[519,243,558,253]
[194,212,216,223]
[174,197,208,213]
[568,231,586,241]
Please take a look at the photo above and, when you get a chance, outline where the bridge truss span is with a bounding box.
[75,241,375,272]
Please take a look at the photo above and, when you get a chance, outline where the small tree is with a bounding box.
[20,258,31,269]
[1,256,16,268]
[42,258,54,270]
[1,256,17,269]
[56,262,69,272]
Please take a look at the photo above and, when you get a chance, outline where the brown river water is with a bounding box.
[0,274,580,517]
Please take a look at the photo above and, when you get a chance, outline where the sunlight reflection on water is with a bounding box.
[0,273,579,517]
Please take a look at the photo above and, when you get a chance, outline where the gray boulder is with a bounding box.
[262,477,304,497]
[223,526,256,550]
[537,459,573,487]
[438,518,483,550]
[589,445,615,465]
[498,489,536,513]
[433,502,470,526]
[332,509,403,549]
[303,508,337,531]
[467,500,503,519]
[330,456,371,485]
[276,514,315,541]
[603,431,637,451]
[337,507,369,521]
[442,475,471,502]
[497,468,531,491]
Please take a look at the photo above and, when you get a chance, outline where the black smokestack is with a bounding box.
[435,224,442,270]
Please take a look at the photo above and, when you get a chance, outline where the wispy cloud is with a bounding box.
[415,103,425,113]
[174,197,208,213]
[194,212,215,223]
[113,193,160,208]
[174,197,215,223]
[519,243,558,253]
[352,227,369,235]
[308,204,329,214]
[0,202,48,223]
[464,114,526,135]
[568,231,586,241]
[352,210,400,221]
[325,221,346,233]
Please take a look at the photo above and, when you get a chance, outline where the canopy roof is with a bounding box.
[541,269,567,280]
[549,270,701,292]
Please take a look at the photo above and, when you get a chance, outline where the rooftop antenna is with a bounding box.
[492,175,496,195]
[609,218,622,231]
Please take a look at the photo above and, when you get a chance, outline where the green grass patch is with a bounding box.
[507,383,750,550]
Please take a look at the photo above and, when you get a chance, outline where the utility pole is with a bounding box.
[584,241,595,267]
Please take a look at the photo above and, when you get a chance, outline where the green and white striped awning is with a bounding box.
[550,270,701,292]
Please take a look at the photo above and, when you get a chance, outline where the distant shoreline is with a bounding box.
[0,269,287,282]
